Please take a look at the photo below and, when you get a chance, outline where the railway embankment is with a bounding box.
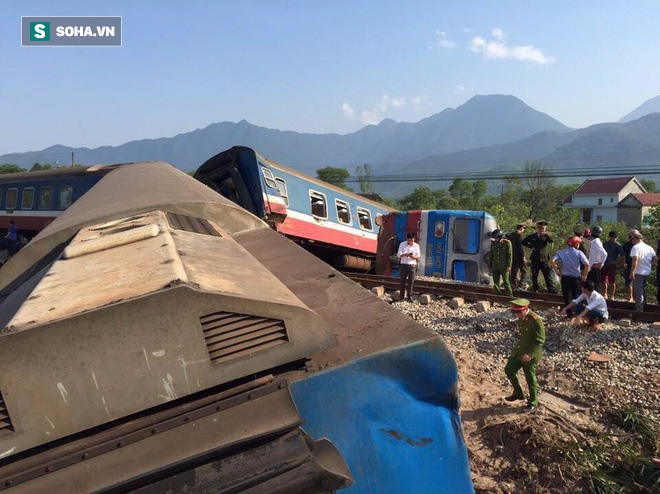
[387,294,660,493]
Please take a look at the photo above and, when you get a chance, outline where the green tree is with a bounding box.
[641,178,657,192]
[400,186,436,210]
[434,189,459,209]
[449,178,473,208]
[355,163,375,195]
[317,166,351,190]
[30,162,53,171]
[521,160,557,219]
[0,164,27,174]
[471,179,488,210]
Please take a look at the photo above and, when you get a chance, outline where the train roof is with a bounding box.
[0,164,117,183]
[197,146,397,212]
[0,161,267,294]
[0,161,339,460]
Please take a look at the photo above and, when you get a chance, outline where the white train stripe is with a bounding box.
[285,210,378,240]
[419,211,428,274]
[0,210,62,217]
[266,194,286,205]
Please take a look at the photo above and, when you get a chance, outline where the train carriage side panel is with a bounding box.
[259,164,386,255]
[196,146,393,259]
[0,172,105,234]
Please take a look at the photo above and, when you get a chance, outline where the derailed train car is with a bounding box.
[377,210,498,284]
[0,162,473,493]
[194,146,395,270]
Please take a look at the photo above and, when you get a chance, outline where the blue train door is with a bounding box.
[450,217,481,282]
[421,211,449,277]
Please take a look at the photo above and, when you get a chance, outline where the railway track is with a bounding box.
[344,273,660,323]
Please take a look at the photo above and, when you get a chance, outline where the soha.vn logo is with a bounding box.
[29,22,50,41]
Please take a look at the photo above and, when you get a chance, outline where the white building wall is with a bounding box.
[618,180,645,200]
[570,194,619,207]
[592,207,618,222]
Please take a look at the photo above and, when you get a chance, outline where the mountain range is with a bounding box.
[2,94,659,198]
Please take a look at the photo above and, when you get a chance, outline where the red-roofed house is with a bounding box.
[618,192,660,227]
[564,177,647,224]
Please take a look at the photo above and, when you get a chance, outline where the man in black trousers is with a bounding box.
[397,232,420,301]
[507,222,528,290]
[522,220,558,293]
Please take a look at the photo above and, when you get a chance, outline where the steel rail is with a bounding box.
[344,273,660,323]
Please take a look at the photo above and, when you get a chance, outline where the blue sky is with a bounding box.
[1,0,659,155]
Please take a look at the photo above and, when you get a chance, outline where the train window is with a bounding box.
[453,218,480,254]
[309,190,328,219]
[261,167,278,189]
[357,207,373,231]
[274,178,289,207]
[0,190,3,209]
[58,186,73,209]
[22,187,35,209]
[335,199,351,224]
[39,186,53,209]
[6,189,18,210]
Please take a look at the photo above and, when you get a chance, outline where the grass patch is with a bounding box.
[564,407,660,493]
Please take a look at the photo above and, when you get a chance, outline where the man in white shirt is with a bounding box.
[629,232,658,312]
[397,232,421,301]
[586,226,607,293]
[560,280,608,330]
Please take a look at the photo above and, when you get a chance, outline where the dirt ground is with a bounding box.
[391,297,660,493]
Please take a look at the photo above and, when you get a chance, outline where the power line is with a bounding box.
[336,161,660,184]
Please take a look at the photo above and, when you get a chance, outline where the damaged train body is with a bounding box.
[0,162,473,493]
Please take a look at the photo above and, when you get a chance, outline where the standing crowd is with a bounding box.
[392,223,657,413]
[491,221,659,316]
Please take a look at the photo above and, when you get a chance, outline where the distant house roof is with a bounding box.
[573,177,636,195]
[563,195,573,205]
[632,193,660,206]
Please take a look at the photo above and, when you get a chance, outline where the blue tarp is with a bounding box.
[291,339,474,493]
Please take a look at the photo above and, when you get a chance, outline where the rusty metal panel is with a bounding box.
[201,311,288,364]
[0,382,352,493]
[166,212,222,237]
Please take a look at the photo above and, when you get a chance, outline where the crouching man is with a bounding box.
[560,280,608,330]
[504,298,546,412]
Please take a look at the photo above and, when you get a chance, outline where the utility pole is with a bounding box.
[71,152,75,168]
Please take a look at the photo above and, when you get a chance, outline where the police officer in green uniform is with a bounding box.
[522,220,558,293]
[504,298,545,411]
[489,229,513,296]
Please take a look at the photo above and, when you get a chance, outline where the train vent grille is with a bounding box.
[166,212,221,237]
[0,392,14,435]
[200,312,288,364]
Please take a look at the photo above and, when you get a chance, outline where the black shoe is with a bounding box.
[505,395,525,402]
[523,404,537,412]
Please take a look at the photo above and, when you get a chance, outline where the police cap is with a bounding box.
[510,298,530,311]
[536,220,548,226]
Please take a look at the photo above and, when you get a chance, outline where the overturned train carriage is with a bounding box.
[0,162,473,493]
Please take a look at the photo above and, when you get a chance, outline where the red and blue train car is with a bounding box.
[377,210,498,284]
[0,167,111,236]
[194,146,395,269]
